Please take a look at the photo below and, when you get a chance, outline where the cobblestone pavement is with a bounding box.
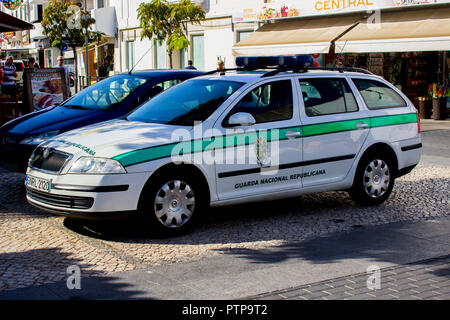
[0,162,449,292]
[248,255,450,300]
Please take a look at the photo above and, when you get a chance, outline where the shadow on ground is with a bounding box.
[0,247,146,299]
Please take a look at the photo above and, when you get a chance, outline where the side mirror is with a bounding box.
[227,112,256,127]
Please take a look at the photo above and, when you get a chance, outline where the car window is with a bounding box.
[352,78,406,109]
[299,78,358,117]
[228,80,293,124]
[128,79,244,126]
[136,79,183,106]
[64,75,147,110]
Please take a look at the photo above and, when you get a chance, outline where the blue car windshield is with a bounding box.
[63,75,147,110]
[127,79,244,126]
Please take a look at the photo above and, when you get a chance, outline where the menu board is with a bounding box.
[24,68,68,112]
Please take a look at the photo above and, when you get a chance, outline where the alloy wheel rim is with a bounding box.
[154,180,195,228]
[363,159,390,199]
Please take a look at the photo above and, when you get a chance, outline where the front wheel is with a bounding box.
[349,155,395,206]
[138,173,203,236]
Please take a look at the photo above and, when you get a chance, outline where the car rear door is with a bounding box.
[296,75,370,187]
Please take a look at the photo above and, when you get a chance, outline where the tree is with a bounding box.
[138,0,205,69]
[42,0,104,92]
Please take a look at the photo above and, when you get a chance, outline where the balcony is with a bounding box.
[91,6,117,37]
[30,23,46,41]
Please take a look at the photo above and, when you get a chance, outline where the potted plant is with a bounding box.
[428,83,449,120]
[418,96,432,119]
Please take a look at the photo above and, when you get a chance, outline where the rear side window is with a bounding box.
[229,80,293,124]
[299,78,358,117]
[352,78,406,109]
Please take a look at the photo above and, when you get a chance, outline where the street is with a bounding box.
[0,119,449,299]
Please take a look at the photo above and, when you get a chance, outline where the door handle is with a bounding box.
[285,130,301,139]
[356,122,369,129]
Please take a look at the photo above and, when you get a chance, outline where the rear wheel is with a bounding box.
[139,173,203,236]
[349,154,395,206]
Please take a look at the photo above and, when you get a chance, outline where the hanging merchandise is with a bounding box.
[428,83,450,99]
[1,0,24,10]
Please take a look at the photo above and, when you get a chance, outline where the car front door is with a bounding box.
[297,76,370,187]
[213,78,303,201]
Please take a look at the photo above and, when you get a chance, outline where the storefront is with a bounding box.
[232,0,450,118]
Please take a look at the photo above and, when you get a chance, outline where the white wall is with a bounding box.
[111,0,265,72]
[204,27,234,70]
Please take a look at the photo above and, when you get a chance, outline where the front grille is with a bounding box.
[29,147,71,173]
[27,188,94,209]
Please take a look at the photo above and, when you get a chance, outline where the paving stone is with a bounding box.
[1,163,450,295]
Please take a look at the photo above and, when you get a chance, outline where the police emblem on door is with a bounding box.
[256,136,269,166]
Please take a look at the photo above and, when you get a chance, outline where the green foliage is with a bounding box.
[138,0,205,68]
[41,0,104,50]
[41,0,104,91]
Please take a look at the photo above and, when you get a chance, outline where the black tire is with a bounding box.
[138,171,205,237]
[349,153,396,206]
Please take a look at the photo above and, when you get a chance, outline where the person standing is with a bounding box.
[98,56,112,78]
[27,57,40,70]
[185,60,197,70]
[2,56,17,97]
[55,56,70,97]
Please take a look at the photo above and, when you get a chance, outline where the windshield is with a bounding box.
[127,79,244,125]
[63,75,147,110]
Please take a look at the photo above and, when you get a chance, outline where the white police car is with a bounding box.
[25,57,422,235]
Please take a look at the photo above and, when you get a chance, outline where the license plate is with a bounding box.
[26,175,51,193]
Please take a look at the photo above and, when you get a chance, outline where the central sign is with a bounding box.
[232,0,450,23]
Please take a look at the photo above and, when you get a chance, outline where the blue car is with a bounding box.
[0,70,204,172]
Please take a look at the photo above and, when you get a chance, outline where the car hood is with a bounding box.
[41,119,193,162]
[7,106,107,136]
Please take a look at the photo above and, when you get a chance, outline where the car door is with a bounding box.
[213,78,303,201]
[297,76,370,187]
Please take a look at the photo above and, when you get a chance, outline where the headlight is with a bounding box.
[68,157,126,174]
[20,130,60,145]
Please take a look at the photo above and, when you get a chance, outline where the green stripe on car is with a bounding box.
[112,113,417,167]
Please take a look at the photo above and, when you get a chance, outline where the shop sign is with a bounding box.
[232,0,450,22]
[3,32,14,40]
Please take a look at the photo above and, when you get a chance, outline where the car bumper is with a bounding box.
[25,168,152,219]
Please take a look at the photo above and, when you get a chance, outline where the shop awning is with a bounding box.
[232,5,450,56]
[232,14,364,56]
[0,11,34,32]
[335,6,450,53]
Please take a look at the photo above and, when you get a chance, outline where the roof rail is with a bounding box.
[307,67,373,74]
[203,66,372,77]
[261,66,372,78]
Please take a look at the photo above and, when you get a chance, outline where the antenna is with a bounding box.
[129,43,154,74]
